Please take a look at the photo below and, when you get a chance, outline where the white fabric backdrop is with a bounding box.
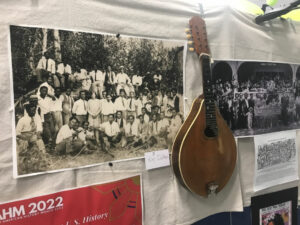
[1,0,299,224]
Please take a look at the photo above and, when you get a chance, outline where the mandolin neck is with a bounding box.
[201,54,218,137]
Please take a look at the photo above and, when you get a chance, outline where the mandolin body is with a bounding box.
[172,95,237,197]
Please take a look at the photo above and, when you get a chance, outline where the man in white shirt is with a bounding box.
[127,91,138,118]
[115,66,131,95]
[114,89,128,119]
[36,51,55,83]
[152,74,161,91]
[78,121,98,150]
[37,75,55,98]
[132,74,143,93]
[157,111,170,146]
[36,54,47,83]
[92,68,106,98]
[99,90,107,106]
[56,117,84,155]
[56,61,72,89]
[16,104,44,151]
[72,91,88,126]
[99,114,121,150]
[59,88,74,125]
[47,56,56,75]
[140,107,150,124]
[51,88,63,133]
[115,110,126,132]
[16,103,47,172]
[158,111,169,135]
[163,90,174,118]
[167,108,182,149]
[73,67,86,89]
[75,68,87,82]
[105,66,116,96]
[121,115,138,147]
[56,61,66,88]
[148,113,159,137]
[87,92,102,145]
[37,86,55,149]
[82,77,92,91]
[137,114,148,141]
[136,92,144,116]
[101,94,116,122]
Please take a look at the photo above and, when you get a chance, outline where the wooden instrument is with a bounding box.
[171,16,237,197]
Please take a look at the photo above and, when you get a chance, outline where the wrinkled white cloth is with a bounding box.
[7,0,300,224]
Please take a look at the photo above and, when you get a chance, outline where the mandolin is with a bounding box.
[171,16,237,197]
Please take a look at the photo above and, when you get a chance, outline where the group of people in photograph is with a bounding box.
[16,52,183,159]
[214,74,300,132]
[257,139,296,170]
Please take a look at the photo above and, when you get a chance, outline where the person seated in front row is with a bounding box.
[78,121,98,151]
[115,110,126,133]
[134,114,149,147]
[55,117,84,155]
[16,103,45,153]
[121,115,138,148]
[16,103,47,173]
[98,114,121,151]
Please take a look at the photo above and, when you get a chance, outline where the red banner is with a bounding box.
[0,176,142,225]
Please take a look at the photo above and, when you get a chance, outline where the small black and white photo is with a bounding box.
[211,60,300,137]
[10,25,185,177]
[257,138,296,170]
[253,131,298,192]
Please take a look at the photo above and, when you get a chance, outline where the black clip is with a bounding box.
[116,33,120,38]
[108,162,113,167]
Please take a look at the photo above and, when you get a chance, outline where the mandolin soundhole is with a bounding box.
[204,126,217,138]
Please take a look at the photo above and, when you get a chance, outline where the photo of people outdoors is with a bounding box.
[10,25,184,176]
[211,61,300,136]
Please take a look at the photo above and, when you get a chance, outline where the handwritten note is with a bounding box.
[145,149,170,170]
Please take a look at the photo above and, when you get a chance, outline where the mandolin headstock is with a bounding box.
[187,16,211,56]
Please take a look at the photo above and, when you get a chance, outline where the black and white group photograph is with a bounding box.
[211,60,300,136]
[10,25,184,176]
[257,138,296,171]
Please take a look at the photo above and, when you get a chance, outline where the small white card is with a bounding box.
[145,149,170,170]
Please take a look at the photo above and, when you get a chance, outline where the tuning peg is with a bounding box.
[189,47,194,52]
[185,28,191,34]
[186,34,191,39]
[188,40,193,45]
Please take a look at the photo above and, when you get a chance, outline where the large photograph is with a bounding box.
[10,25,184,177]
[212,60,300,137]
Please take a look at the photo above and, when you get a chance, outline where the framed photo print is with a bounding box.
[251,187,298,225]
